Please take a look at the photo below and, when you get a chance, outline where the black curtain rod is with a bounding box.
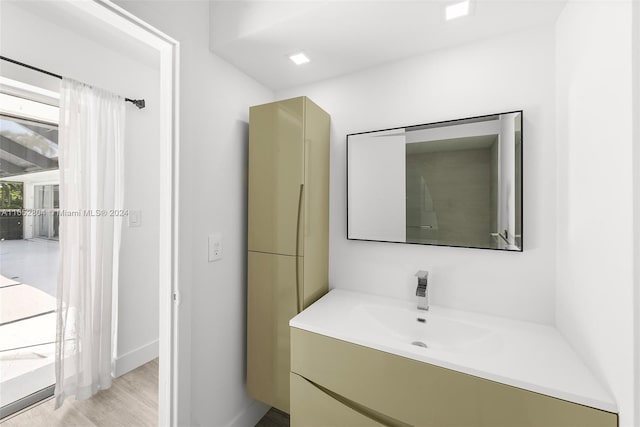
[0,55,145,109]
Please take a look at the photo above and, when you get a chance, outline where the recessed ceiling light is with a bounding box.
[446,0,470,21]
[289,53,310,65]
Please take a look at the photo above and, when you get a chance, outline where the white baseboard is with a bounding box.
[226,400,270,427]
[114,339,158,378]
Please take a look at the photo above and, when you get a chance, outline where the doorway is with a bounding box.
[0,1,179,424]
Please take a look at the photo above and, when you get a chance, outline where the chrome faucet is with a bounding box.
[415,270,429,311]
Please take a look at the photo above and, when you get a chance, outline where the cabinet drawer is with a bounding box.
[291,372,389,427]
[291,328,617,427]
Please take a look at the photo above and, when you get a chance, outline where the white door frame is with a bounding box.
[61,1,181,425]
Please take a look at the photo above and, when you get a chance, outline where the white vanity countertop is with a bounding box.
[290,289,617,413]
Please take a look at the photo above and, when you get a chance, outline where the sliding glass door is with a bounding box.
[0,91,60,418]
[34,184,59,240]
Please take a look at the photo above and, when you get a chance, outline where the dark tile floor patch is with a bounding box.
[255,408,290,427]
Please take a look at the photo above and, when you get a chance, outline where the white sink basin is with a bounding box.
[350,303,497,352]
[290,289,616,413]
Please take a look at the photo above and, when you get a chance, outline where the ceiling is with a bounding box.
[209,0,567,91]
[3,1,158,70]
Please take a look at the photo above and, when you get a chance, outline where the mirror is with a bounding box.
[347,111,522,251]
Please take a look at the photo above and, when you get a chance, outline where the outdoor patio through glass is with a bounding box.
[0,98,60,416]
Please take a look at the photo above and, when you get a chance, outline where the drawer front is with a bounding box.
[291,328,618,427]
[291,372,388,427]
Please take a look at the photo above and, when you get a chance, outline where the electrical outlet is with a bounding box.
[208,233,222,262]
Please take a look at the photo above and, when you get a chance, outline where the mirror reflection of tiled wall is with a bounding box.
[406,142,496,248]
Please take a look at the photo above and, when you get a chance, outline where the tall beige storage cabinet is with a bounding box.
[247,97,330,413]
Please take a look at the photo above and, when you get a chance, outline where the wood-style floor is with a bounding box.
[1,358,158,427]
[255,407,290,427]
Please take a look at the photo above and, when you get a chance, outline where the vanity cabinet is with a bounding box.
[290,328,618,427]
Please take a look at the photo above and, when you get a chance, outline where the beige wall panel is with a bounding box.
[248,97,305,256]
[302,98,330,308]
[247,251,299,412]
[291,328,618,427]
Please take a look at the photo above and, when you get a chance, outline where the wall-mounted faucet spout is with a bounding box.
[415,270,429,311]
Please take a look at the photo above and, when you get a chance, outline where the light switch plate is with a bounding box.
[208,232,222,262]
[129,210,142,227]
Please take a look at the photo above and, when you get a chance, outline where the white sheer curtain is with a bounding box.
[55,78,124,408]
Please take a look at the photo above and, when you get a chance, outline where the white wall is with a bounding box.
[113,2,274,426]
[555,2,636,425]
[278,27,557,324]
[0,0,160,376]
